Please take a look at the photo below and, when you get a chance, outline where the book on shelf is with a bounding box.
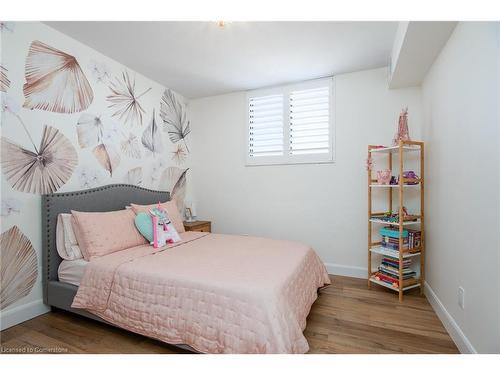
[381,263,411,272]
[381,239,409,251]
[378,267,416,279]
[380,227,409,238]
[408,229,422,249]
[373,272,418,288]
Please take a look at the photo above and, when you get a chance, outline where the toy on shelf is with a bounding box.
[402,170,420,184]
[371,207,419,223]
[376,169,391,184]
[392,107,411,146]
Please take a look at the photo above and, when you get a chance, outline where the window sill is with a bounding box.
[245,159,335,167]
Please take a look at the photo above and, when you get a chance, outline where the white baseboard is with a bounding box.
[0,299,50,331]
[424,282,476,354]
[324,262,367,279]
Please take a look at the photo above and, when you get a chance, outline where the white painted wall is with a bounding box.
[189,68,422,277]
[421,22,500,353]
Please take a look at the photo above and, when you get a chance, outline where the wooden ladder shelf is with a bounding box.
[367,140,425,302]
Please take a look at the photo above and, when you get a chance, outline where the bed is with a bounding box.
[42,184,330,354]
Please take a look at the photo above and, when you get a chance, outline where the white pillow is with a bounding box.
[56,213,83,260]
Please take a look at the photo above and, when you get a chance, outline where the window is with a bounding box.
[247,77,334,165]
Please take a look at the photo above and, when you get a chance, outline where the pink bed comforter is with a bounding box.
[72,232,330,353]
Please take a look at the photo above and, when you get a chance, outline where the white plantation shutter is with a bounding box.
[289,86,330,155]
[248,94,284,158]
[247,77,333,165]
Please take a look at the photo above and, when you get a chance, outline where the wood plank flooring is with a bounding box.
[0,275,458,354]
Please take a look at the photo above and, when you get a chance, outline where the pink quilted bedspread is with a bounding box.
[72,232,330,353]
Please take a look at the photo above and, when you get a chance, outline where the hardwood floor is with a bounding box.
[0,275,458,354]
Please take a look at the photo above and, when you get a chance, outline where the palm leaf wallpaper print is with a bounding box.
[93,143,120,177]
[1,197,22,217]
[1,123,78,194]
[159,167,188,210]
[0,23,195,319]
[121,133,142,159]
[171,144,187,165]
[77,166,104,189]
[23,40,94,113]
[107,71,152,127]
[0,22,15,33]
[1,65,10,92]
[0,226,38,310]
[124,166,143,186]
[160,89,191,151]
[142,109,163,155]
[76,113,104,148]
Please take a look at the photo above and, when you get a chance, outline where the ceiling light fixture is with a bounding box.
[215,21,231,28]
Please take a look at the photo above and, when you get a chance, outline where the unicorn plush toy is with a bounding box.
[149,203,181,248]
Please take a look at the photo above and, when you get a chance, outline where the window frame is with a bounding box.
[245,77,335,166]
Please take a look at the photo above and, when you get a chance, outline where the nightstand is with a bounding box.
[183,220,211,233]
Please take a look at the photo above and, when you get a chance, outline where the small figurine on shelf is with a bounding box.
[402,170,420,184]
[392,107,411,146]
[376,169,391,185]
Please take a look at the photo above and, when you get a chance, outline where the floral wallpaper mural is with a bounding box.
[0,22,193,328]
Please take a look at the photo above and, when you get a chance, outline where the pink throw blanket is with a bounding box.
[72,232,330,353]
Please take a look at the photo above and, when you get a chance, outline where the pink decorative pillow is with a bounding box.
[71,209,147,261]
[130,201,185,233]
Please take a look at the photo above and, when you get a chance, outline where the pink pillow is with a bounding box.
[130,201,185,234]
[71,209,147,261]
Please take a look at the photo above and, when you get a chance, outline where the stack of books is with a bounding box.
[380,226,421,253]
[374,256,418,288]
[380,226,408,251]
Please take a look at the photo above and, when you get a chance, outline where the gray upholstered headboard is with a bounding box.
[41,184,169,304]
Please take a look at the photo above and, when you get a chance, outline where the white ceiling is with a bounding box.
[45,22,398,99]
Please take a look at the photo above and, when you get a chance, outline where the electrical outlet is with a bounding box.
[458,287,465,309]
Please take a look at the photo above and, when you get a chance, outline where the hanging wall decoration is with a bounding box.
[121,133,142,159]
[1,120,78,194]
[171,144,187,165]
[141,109,163,156]
[160,89,191,152]
[107,71,152,127]
[1,65,10,92]
[159,167,188,212]
[0,226,38,310]
[23,40,94,113]
[124,167,142,186]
